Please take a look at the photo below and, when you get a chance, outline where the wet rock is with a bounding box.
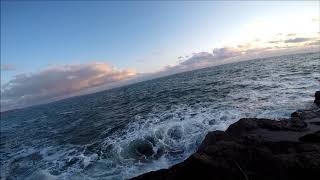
[197,131,232,152]
[132,91,320,180]
[291,111,301,118]
[299,131,320,143]
[315,91,320,106]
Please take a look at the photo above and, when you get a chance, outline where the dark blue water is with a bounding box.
[1,52,320,180]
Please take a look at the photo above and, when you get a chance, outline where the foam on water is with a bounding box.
[1,52,319,180]
[26,170,57,180]
[97,104,242,179]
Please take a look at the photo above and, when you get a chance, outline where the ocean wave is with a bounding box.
[1,52,319,179]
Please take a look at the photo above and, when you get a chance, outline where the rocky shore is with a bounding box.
[132,91,320,180]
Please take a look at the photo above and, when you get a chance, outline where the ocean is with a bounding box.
[1,52,319,180]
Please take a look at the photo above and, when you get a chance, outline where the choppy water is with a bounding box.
[1,52,320,180]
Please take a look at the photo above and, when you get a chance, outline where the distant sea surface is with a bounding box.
[1,52,320,180]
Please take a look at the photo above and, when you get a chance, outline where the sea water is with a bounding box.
[1,52,319,179]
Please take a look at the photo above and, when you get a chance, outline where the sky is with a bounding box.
[1,1,320,111]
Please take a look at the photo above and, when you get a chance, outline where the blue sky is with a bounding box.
[1,1,319,110]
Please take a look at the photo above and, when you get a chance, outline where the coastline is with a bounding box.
[132,91,320,180]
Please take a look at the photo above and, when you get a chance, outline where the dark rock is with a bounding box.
[291,111,301,118]
[311,121,320,126]
[132,91,320,180]
[197,131,232,152]
[299,131,320,143]
[315,91,320,105]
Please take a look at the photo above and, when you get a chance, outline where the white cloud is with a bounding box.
[212,47,243,59]
[284,37,313,43]
[153,33,320,78]
[1,63,136,111]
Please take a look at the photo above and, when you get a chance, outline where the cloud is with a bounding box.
[178,47,243,68]
[152,47,245,77]
[287,33,296,37]
[155,33,320,78]
[180,52,214,66]
[1,63,136,111]
[268,40,282,44]
[267,32,318,45]
[212,47,243,59]
[284,37,312,43]
[307,40,320,46]
[1,64,16,71]
[312,17,320,22]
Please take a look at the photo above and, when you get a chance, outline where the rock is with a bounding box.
[299,131,320,143]
[132,91,320,180]
[315,91,320,106]
[197,131,232,152]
